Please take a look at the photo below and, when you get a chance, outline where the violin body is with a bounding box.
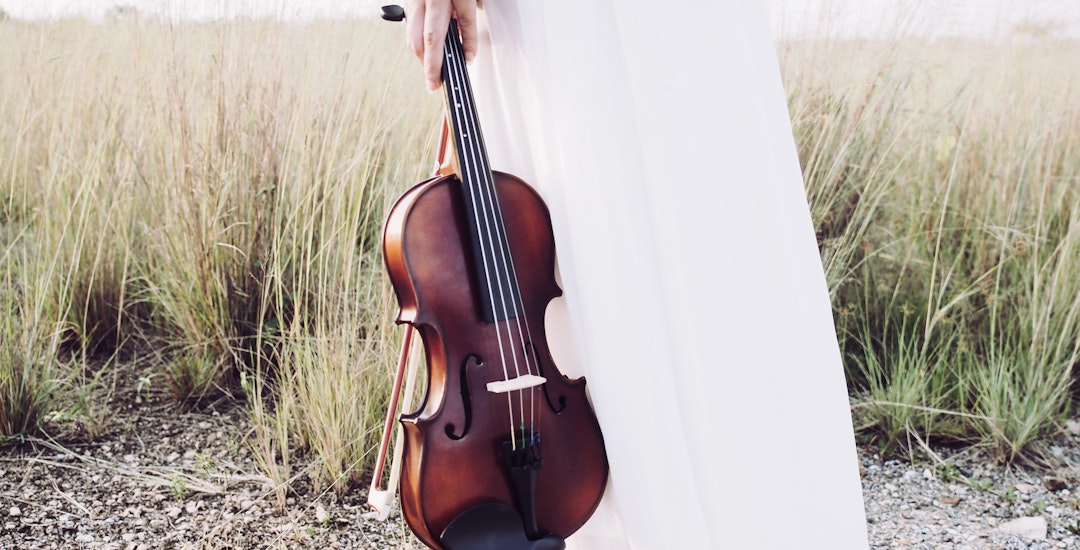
[383,171,608,549]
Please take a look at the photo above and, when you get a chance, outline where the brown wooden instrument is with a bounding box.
[372,7,608,550]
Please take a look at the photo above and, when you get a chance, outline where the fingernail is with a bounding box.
[465,51,476,63]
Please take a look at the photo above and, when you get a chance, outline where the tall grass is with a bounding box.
[0,230,65,438]
[782,38,1080,460]
[0,16,438,487]
[2,14,1077,491]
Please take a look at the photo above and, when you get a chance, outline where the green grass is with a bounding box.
[0,17,437,487]
[782,38,1080,461]
[1,16,1078,492]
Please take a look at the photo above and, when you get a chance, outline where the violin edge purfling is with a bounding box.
[377,8,609,549]
[382,171,607,548]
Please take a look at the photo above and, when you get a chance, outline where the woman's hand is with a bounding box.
[405,0,479,92]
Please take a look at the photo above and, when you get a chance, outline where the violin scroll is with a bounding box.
[381,4,405,22]
[373,8,608,549]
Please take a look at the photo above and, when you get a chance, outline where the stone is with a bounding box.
[1015,483,1038,494]
[1066,419,1080,435]
[1045,477,1068,491]
[997,517,1048,541]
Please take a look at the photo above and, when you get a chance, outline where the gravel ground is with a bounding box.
[0,359,416,549]
[0,401,414,549]
[3,360,1080,548]
[862,440,1080,549]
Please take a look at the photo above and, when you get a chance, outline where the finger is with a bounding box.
[453,0,478,62]
[405,0,426,61]
[422,0,452,92]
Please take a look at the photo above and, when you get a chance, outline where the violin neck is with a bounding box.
[441,20,521,324]
[442,20,491,190]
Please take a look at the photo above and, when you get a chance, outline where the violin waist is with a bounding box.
[382,171,608,548]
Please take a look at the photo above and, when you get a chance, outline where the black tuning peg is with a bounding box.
[381,5,405,22]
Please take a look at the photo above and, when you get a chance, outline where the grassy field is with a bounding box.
[0,17,439,497]
[781,37,1080,461]
[1,15,1079,499]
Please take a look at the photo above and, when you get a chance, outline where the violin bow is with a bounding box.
[367,114,453,519]
[368,1,491,523]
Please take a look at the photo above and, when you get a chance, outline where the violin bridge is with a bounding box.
[486,374,546,394]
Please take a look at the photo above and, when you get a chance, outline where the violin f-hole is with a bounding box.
[379,14,609,545]
[445,354,481,440]
[525,343,567,414]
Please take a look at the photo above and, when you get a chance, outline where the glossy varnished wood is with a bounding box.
[382,172,608,549]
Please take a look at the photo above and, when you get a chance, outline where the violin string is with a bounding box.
[446,22,541,447]
[446,25,533,437]
[448,25,540,436]
[449,52,541,445]
[444,22,533,448]
[445,31,543,445]
[442,32,531,440]
[453,29,544,447]
[443,26,515,448]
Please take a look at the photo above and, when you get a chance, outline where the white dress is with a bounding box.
[468,1,868,548]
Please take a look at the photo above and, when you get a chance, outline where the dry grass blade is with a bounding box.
[26,438,226,496]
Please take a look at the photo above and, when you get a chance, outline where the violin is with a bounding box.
[370,5,608,549]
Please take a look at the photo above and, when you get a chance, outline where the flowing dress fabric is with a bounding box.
[468,2,869,548]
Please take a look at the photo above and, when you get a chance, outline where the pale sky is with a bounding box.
[0,0,381,21]
[770,0,1080,39]
[1,0,1079,39]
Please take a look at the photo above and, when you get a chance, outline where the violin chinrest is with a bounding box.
[441,503,566,550]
